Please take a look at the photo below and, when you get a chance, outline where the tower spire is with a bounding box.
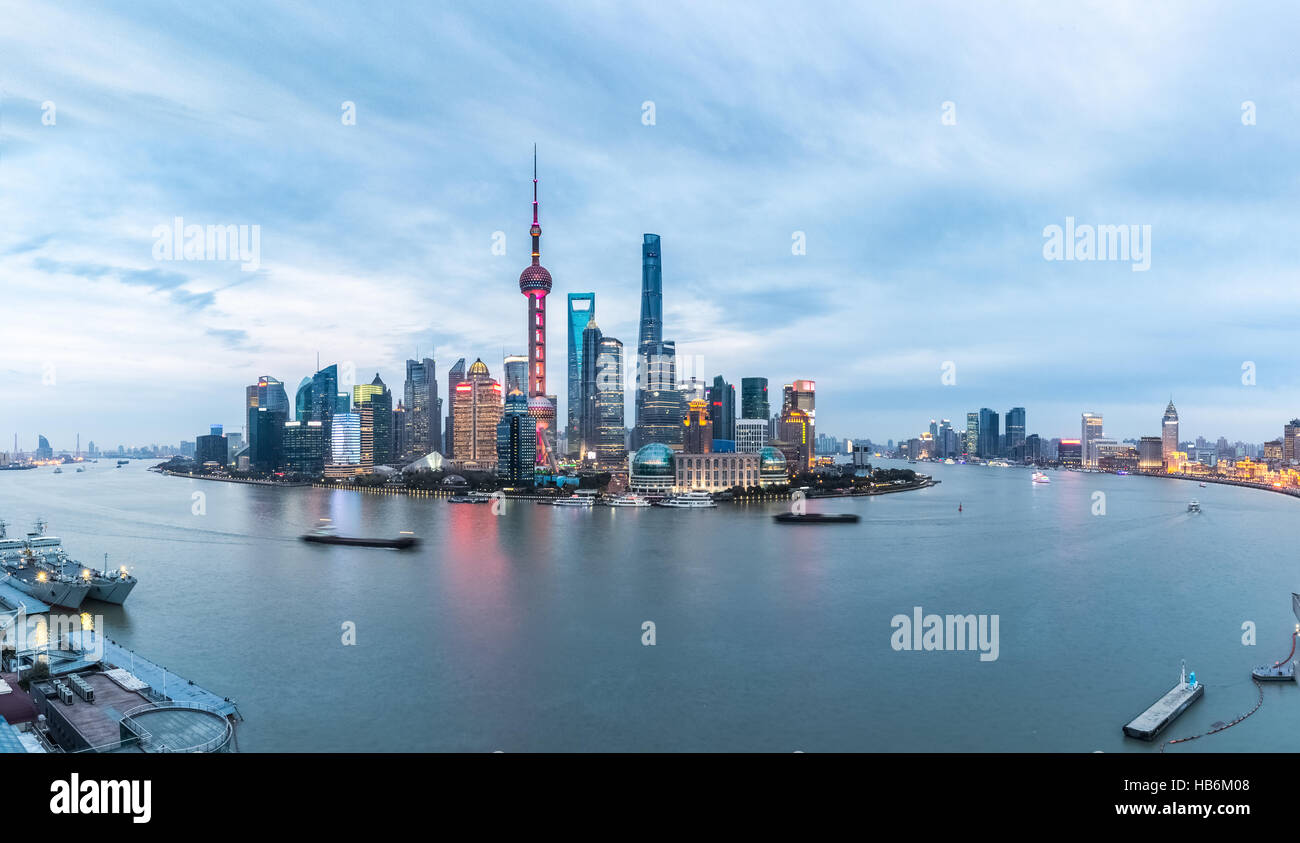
[530,144,541,266]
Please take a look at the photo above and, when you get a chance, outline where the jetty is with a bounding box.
[1123,663,1203,741]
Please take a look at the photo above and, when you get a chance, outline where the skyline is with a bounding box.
[5,2,1300,447]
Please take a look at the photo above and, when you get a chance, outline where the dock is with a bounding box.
[66,630,241,719]
[1123,680,1204,740]
[0,581,51,613]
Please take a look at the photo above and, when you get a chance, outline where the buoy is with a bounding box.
[958,503,962,512]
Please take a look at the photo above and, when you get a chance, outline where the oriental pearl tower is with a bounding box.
[518,145,558,469]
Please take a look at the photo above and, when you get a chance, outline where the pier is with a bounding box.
[1123,677,1203,741]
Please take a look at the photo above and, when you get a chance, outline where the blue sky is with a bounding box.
[3,1,1300,451]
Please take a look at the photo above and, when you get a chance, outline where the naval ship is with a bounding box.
[0,519,137,607]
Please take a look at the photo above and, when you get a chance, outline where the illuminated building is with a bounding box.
[1285,419,1300,464]
[683,399,713,454]
[777,406,812,471]
[964,412,978,458]
[741,377,769,420]
[566,293,595,456]
[1058,439,1082,467]
[708,376,736,441]
[636,340,682,446]
[735,418,767,453]
[452,359,504,467]
[354,374,393,464]
[1081,412,1104,467]
[496,389,537,486]
[403,358,440,459]
[1161,399,1179,468]
[247,375,289,469]
[1263,439,1283,461]
[628,443,675,494]
[1095,440,1137,471]
[1138,436,1163,471]
[503,354,528,396]
[758,446,788,486]
[1005,407,1026,458]
[518,147,557,468]
[594,337,626,467]
[195,430,228,467]
[282,420,325,476]
[325,412,362,477]
[675,452,759,492]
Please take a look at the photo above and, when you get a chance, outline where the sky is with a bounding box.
[3,0,1300,452]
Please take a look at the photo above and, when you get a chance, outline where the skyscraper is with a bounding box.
[1081,412,1104,467]
[518,147,557,468]
[594,337,626,467]
[403,358,439,458]
[503,354,528,396]
[452,359,504,465]
[683,399,713,453]
[496,389,537,486]
[708,376,736,442]
[1005,407,1026,460]
[741,377,769,420]
[309,364,338,461]
[444,357,465,457]
[1161,399,1179,469]
[579,316,603,458]
[965,412,979,457]
[247,376,289,471]
[978,408,1000,458]
[635,233,669,447]
[355,374,393,465]
[566,293,595,456]
[294,377,313,421]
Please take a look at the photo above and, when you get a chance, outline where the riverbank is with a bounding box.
[155,468,311,487]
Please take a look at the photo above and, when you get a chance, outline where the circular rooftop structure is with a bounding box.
[630,443,675,493]
[121,702,234,753]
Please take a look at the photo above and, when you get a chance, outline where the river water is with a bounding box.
[1,460,1295,752]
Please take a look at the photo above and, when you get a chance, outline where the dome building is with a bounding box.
[628,443,675,494]
[758,446,788,487]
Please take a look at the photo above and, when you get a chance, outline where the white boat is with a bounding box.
[1198,482,1207,488]
[1031,471,1050,484]
[987,460,1010,467]
[52,467,63,474]
[656,491,717,509]
[1188,499,1201,513]
[551,496,595,507]
[605,494,651,507]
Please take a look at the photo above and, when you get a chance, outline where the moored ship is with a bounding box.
[655,491,717,509]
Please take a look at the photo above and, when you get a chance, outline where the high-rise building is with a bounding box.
[938,419,955,459]
[735,418,768,453]
[452,359,504,466]
[195,430,228,466]
[708,376,736,441]
[1081,412,1104,467]
[294,377,313,421]
[778,406,813,472]
[636,340,681,446]
[246,375,288,467]
[251,405,286,472]
[355,374,393,465]
[1284,419,1300,464]
[326,412,362,477]
[741,377,769,420]
[496,389,537,486]
[392,401,407,459]
[282,420,326,476]
[443,358,465,457]
[594,337,626,467]
[403,358,439,458]
[1005,408,1026,458]
[634,233,673,447]
[518,147,557,468]
[683,398,713,454]
[309,364,338,460]
[566,293,595,456]
[965,412,979,458]
[1138,436,1163,471]
[503,354,528,396]
[978,408,1000,458]
[1161,399,1179,468]
[578,316,603,459]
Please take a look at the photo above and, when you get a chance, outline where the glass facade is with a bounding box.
[496,390,537,485]
[566,293,595,456]
[595,337,625,467]
[741,377,769,420]
[282,420,326,476]
[629,443,675,493]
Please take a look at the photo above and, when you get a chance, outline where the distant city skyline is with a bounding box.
[5,3,1300,446]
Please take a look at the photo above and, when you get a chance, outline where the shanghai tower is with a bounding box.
[634,233,680,447]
